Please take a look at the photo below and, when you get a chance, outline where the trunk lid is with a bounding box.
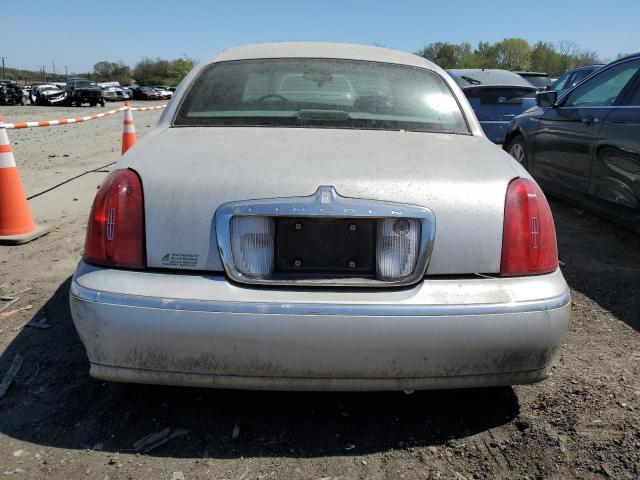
[123,127,521,275]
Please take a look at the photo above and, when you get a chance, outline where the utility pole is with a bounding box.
[52,60,56,77]
[41,65,47,82]
[65,65,68,79]
[1,57,5,79]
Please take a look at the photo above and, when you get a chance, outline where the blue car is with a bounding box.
[447,69,538,143]
[550,64,604,97]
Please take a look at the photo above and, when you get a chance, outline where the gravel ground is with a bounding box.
[0,104,639,479]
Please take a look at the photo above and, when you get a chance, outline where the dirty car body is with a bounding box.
[70,43,570,391]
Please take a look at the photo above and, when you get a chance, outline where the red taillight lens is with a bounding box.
[500,178,558,276]
[84,168,146,269]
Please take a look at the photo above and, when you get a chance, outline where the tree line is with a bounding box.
[3,40,630,87]
[92,56,196,86]
[1,56,197,87]
[416,38,614,76]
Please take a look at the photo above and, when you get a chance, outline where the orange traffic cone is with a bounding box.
[121,101,137,155]
[0,115,49,245]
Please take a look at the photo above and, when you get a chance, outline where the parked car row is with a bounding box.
[126,85,174,100]
[504,53,640,233]
[7,80,173,107]
[101,85,132,102]
[447,57,639,232]
[448,65,608,145]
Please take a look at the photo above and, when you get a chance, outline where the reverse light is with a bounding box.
[231,216,275,277]
[84,169,146,269]
[376,218,421,280]
[500,178,558,276]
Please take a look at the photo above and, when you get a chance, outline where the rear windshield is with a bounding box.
[522,75,551,88]
[174,58,469,134]
[464,87,536,104]
[463,87,537,121]
[75,81,97,88]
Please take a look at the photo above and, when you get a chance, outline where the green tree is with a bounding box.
[131,57,197,86]
[494,38,531,71]
[132,58,171,85]
[530,41,561,75]
[475,41,498,69]
[92,61,131,85]
[417,42,465,69]
[169,56,197,85]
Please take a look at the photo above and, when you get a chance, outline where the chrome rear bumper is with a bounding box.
[70,261,570,391]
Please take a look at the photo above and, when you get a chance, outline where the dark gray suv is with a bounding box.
[64,78,105,107]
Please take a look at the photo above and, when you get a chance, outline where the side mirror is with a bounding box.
[536,90,557,108]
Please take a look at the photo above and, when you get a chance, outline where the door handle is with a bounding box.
[581,115,600,125]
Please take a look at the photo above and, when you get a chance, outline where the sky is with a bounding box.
[2,0,639,74]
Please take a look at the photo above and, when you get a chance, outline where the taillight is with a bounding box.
[500,178,558,276]
[84,168,146,269]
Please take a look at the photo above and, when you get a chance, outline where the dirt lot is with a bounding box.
[0,103,639,479]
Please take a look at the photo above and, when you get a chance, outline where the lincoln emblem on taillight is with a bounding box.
[106,207,115,241]
[530,216,539,250]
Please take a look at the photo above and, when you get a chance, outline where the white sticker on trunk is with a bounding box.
[161,253,198,267]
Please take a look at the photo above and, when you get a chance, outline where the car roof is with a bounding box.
[446,69,536,88]
[569,64,605,71]
[514,71,549,76]
[208,42,438,71]
[612,52,640,63]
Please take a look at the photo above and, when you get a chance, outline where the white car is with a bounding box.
[70,43,569,391]
[153,87,173,99]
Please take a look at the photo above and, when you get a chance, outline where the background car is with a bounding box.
[550,64,604,96]
[504,53,640,232]
[515,71,553,91]
[131,86,159,100]
[447,69,538,143]
[64,78,105,107]
[70,43,569,393]
[152,86,173,99]
[30,84,67,105]
[0,80,25,105]
[101,86,119,102]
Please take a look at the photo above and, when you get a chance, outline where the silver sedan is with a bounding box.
[70,42,569,391]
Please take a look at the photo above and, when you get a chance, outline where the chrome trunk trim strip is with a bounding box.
[71,277,570,317]
[214,186,436,287]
